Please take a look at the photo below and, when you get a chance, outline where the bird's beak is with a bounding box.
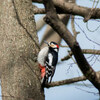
[44,41,49,46]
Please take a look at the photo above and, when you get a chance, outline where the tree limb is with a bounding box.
[33,0,100,19]
[33,7,45,14]
[45,71,100,88]
[45,75,86,88]
[43,0,100,92]
[32,0,42,3]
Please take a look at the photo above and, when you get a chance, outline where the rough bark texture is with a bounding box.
[0,0,44,100]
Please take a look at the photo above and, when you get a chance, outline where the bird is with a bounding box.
[37,41,59,86]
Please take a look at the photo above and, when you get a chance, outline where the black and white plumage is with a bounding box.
[37,41,59,85]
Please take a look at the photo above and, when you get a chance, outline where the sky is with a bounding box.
[34,0,100,100]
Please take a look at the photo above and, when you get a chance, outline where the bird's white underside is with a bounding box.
[37,47,49,66]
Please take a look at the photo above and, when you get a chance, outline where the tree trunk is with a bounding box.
[0,0,44,100]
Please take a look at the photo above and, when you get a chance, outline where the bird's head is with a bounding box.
[44,41,59,52]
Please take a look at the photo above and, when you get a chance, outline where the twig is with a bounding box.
[61,49,100,61]
[76,87,99,95]
[71,15,80,38]
[86,21,100,32]
[74,21,100,46]
[60,44,69,47]
[84,0,99,22]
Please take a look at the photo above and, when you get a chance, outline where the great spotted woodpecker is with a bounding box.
[37,41,59,86]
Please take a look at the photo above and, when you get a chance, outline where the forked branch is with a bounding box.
[33,0,100,19]
[43,0,100,92]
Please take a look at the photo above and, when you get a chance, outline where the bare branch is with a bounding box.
[61,49,100,61]
[84,0,99,22]
[45,71,100,88]
[33,7,45,14]
[43,0,100,92]
[71,16,80,38]
[45,75,86,88]
[33,0,100,19]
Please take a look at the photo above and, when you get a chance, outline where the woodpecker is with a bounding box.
[37,41,59,86]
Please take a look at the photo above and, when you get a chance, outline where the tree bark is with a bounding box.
[0,0,44,100]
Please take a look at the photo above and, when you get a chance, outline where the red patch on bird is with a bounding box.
[56,45,59,48]
[39,64,46,78]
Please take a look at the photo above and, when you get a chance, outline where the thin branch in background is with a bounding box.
[86,0,100,32]
[95,55,100,62]
[90,55,98,66]
[73,83,94,87]
[66,63,75,74]
[94,55,100,62]
[69,17,100,22]
[67,49,77,65]
[75,87,99,95]
[71,15,80,38]
[61,49,100,61]
[61,52,72,61]
[74,21,100,46]
[86,21,100,32]
[60,44,69,48]
[84,0,99,22]
[77,69,90,88]
[88,54,95,63]
[87,54,95,59]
